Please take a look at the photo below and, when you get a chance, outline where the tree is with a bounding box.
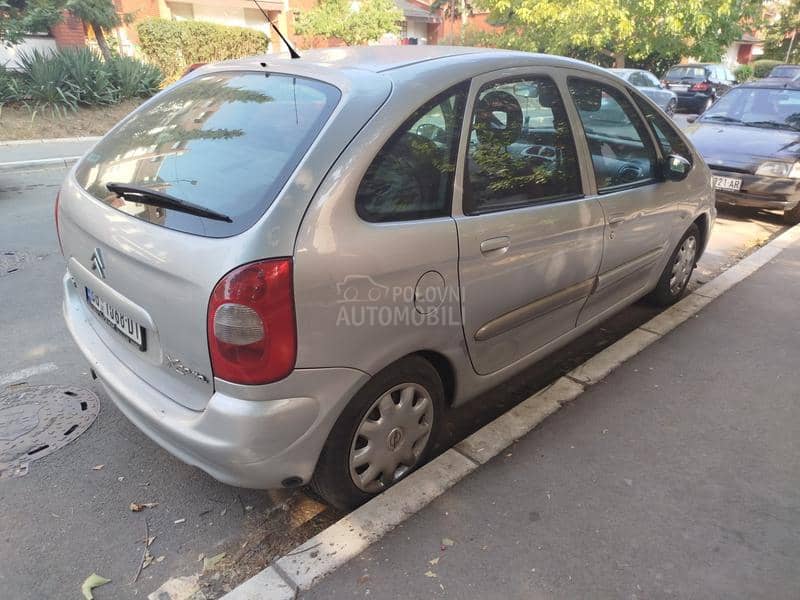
[1,0,63,45]
[294,0,402,46]
[64,0,132,62]
[431,0,473,40]
[763,0,800,63]
[474,0,763,67]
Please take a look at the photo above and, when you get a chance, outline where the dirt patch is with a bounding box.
[0,100,143,141]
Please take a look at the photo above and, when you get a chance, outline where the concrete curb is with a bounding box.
[221,223,800,600]
[0,156,82,172]
[0,136,101,146]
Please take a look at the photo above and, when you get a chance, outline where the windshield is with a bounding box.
[770,66,800,78]
[700,87,800,131]
[75,71,340,237]
[666,66,707,79]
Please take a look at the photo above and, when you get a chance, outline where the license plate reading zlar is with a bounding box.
[712,175,742,192]
[86,288,146,350]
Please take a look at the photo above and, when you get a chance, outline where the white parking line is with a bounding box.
[0,363,58,387]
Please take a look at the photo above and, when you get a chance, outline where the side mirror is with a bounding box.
[664,154,691,181]
[686,115,697,124]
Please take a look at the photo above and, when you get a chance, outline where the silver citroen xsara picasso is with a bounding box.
[59,46,715,509]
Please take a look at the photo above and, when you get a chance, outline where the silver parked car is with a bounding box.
[59,47,715,509]
[608,68,678,115]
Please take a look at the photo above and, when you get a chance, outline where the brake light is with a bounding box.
[690,81,710,92]
[55,191,63,255]
[207,259,296,385]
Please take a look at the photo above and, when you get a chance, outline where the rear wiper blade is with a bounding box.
[106,183,232,223]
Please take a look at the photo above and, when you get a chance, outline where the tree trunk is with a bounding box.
[613,52,625,68]
[786,30,797,64]
[461,0,468,27]
[92,22,113,62]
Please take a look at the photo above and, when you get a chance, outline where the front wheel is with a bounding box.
[647,223,700,306]
[784,203,800,225]
[310,356,444,510]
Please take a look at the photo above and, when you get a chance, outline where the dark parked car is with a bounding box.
[767,64,800,79]
[608,68,678,114]
[685,78,800,223]
[663,63,736,113]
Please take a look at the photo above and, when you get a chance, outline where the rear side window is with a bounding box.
[568,78,658,192]
[631,94,693,164]
[75,72,340,237]
[356,84,467,222]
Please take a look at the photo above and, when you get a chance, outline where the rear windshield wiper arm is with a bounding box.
[106,183,232,223]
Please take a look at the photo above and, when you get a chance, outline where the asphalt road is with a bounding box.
[0,165,787,600]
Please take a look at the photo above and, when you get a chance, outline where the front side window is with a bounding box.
[463,76,582,214]
[75,72,340,237]
[356,84,468,222]
[568,78,658,191]
[631,93,693,163]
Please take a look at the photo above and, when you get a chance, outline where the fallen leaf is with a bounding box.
[429,557,439,566]
[130,502,158,512]
[174,518,186,524]
[425,571,438,578]
[92,465,104,471]
[156,555,165,563]
[117,476,125,482]
[441,538,454,547]
[357,574,369,585]
[142,551,155,569]
[198,553,205,562]
[146,536,156,547]
[202,552,226,572]
[81,573,111,600]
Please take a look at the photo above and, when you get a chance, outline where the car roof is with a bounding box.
[739,77,800,90]
[217,45,608,76]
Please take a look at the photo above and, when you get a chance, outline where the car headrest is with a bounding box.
[474,90,523,146]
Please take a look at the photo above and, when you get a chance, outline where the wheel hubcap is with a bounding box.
[349,383,434,493]
[669,235,697,295]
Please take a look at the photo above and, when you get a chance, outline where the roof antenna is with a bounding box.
[252,0,301,59]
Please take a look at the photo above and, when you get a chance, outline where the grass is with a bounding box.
[0,99,144,141]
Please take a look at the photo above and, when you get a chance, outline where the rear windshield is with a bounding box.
[770,66,800,78]
[666,66,708,79]
[75,71,340,237]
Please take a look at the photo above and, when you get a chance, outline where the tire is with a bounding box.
[646,223,700,307]
[666,98,677,116]
[310,355,445,510]
[784,203,800,225]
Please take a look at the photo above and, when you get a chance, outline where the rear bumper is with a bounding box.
[673,91,711,111]
[62,273,369,489]
[711,169,800,211]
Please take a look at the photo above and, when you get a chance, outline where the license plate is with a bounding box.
[671,84,689,92]
[86,287,146,350]
[712,175,742,192]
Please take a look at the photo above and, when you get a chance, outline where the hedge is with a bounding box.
[751,59,782,79]
[734,63,754,82]
[137,19,268,82]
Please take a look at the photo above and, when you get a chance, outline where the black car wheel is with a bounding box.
[666,98,677,116]
[646,224,700,306]
[784,203,800,225]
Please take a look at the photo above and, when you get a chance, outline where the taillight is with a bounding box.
[55,191,63,255]
[690,81,710,92]
[207,258,296,385]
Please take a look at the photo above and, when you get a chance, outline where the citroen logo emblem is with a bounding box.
[91,248,106,279]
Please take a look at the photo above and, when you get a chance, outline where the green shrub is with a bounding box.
[15,49,79,116]
[138,18,268,81]
[107,55,163,99]
[58,47,118,105]
[752,59,782,78]
[734,63,754,82]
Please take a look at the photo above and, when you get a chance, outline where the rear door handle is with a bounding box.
[608,215,626,226]
[480,236,510,255]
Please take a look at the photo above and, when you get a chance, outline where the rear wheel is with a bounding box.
[647,223,700,306]
[666,98,677,116]
[311,356,444,510]
[784,203,800,225]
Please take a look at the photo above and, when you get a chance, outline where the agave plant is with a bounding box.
[15,49,79,117]
[58,47,119,105]
[107,55,163,99]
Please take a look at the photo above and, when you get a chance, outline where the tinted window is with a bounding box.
[568,78,658,191]
[770,66,800,78]
[628,72,648,87]
[666,66,708,79]
[642,72,661,87]
[75,72,340,237]
[463,77,581,214]
[631,94,693,163]
[356,85,467,222]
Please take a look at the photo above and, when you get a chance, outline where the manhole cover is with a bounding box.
[0,250,33,276]
[0,385,99,479]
